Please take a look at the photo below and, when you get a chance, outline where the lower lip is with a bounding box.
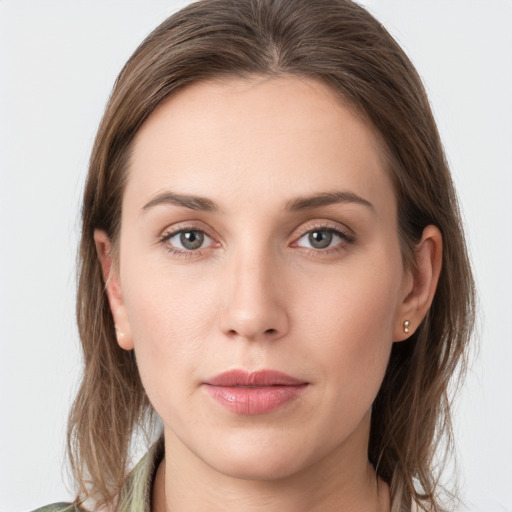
[204,384,307,415]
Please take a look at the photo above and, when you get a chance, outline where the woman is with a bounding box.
[34,0,475,510]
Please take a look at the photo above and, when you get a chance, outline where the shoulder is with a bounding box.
[30,503,87,512]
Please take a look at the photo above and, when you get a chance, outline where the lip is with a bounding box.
[203,370,308,415]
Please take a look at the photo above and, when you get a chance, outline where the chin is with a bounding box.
[210,449,308,481]
[195,428,320,482]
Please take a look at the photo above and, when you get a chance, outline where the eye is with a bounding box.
[295,228,353,250]
[163,229,212,251]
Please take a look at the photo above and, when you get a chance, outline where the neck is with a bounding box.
[152,416,390,512]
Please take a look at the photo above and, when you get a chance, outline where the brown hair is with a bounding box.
[68,0,475,510]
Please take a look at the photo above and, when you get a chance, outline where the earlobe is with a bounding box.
[394,225,443,341]
[93,229,134,351]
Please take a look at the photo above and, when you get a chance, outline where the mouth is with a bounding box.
[203,369,309,415]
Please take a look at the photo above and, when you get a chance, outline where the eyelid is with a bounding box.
[292,219,355,239]
[290,220,356,251]
[160,220,217,240]
[159,223,221,255]
[157,219,355,257]
[166,230,212,249]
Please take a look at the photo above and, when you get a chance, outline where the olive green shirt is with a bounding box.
[32,438,164,512]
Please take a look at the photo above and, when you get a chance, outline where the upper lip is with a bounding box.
[204,369,307,387]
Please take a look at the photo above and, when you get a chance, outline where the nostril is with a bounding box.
[265,328,277,334]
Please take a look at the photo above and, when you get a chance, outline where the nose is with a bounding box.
[218,247,289,342]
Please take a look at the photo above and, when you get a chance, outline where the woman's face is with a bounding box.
[103,76,415,480]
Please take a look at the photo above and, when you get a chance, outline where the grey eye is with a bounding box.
[180,231,204,250]
[308,230,333,249]
[167,230,210,250]
[295,228,349,251]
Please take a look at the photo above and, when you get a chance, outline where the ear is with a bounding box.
[94,229,134,350]
[394,225,443,341]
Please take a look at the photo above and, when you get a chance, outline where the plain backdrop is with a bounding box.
[1,1,511,511]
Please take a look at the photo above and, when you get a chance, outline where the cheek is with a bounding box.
[120,262,220,405]
[299,257,401,402]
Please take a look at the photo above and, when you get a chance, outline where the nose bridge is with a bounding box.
[219,239,288,341]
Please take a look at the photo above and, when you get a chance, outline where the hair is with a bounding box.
[68,0,476,510]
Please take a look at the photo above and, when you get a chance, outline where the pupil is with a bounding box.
[180,231,204,250]
[309,230,332,249]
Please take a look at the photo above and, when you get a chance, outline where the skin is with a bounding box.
[95,76,442,512]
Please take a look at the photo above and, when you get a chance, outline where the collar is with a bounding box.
[116,436,165,512]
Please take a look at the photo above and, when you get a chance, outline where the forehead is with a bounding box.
[125,75,395,217]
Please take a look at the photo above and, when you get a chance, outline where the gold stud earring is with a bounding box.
[403,320,410,334]
[115,326,125,341]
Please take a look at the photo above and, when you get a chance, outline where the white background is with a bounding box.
[1,1,511,511]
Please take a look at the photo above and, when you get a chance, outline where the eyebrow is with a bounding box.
[141,189,374,214]
[286,191,374,212]
[142,191,218,213]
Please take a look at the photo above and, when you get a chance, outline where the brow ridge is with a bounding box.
[141,189,373,214]
[286,191,374,211]
[142,191,218,213]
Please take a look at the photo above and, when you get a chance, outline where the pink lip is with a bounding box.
[203,370,308,415]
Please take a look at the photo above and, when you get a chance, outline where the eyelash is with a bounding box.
[158,223,355,259]
[158,225,216,259]
[292,224,356,256]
